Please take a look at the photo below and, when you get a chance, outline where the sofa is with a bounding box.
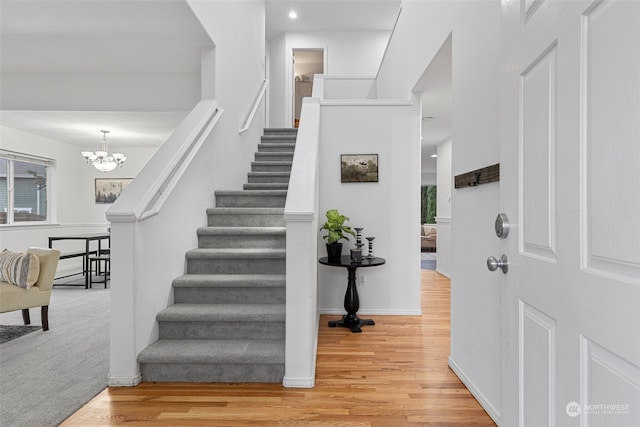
[0,247,61,331]
[421,224,437,252]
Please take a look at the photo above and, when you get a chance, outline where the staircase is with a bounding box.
[137,128,297,383]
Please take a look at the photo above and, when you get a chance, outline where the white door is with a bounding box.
[499,1,640,426]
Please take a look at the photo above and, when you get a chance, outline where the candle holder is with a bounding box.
[366,237,375,259]
[354,227,364,246]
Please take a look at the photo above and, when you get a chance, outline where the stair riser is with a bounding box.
[258,144,295,153]
[141,363,284,383]
[247,174,290,184]
[251,163,292,172]
[198,233,285,249]
[174,287,285,305]
[261,135,297,142]
[186,258,285,274]
[207,213,285,227]
[243,183,289,191]
[255,152,294,162]
[263,128,297,135]
[159,321,285,340]
[216,194,286,208]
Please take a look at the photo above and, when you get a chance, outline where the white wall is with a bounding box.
[1,72,199,112]
[436,137,451,278]
[0,125,156,275]
[317,101,421,316]
[421,172,436,186]
[268,31,390,127]
[188,0,267,190]
[376,1,502,423]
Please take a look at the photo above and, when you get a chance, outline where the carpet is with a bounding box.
[0,285,110,427]
[0,325,41,344]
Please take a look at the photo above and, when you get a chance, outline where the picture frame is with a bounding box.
[340,154,379,183]
[95,178,133,204]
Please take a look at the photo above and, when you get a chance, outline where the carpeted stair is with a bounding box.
[137,128,296,383]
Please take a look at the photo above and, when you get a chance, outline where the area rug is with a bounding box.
[0,325,41,344]
[421,252,437,270]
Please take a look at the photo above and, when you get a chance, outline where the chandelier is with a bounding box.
[81,130,126,172]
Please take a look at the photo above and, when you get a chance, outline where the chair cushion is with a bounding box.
[0,249,40,289]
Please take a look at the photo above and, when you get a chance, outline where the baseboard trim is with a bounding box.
[435,268,450,278]
[282,376,315,388]
[448,356,501,426]
[108,373,142,387]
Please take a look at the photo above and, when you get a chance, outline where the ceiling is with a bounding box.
[0,0,211,149]
[266,0,401,39]
[0,0,415,151]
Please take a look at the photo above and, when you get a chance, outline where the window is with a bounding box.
[0,150,54,225]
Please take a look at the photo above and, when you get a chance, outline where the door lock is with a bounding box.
[487,254,508,274]
[495,213,510,238]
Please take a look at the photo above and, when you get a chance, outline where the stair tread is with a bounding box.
[186,248,286,258]
[216,190,288,196]
[158,303,285,321]
[261,135,297,140]
[251,161,293,165]
[263,128,297,132]
[173,274,285,288]
[247,172,291,176]
[138,339,285,364]
[197,226,286,235]
[206,207,284,214]
[258,143,295,148]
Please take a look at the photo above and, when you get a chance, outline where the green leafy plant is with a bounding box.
[320,209,356,244]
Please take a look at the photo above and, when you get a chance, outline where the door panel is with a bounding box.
[520,301,557,427]
[521,42,558,261]
[501,1,640,426]
[582,0,640,281]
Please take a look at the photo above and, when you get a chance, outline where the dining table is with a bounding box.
[48,233,110,289]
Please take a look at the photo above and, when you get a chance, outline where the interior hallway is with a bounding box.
[62,270,496,426]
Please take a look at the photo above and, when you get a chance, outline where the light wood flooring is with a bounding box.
[62,270,496,426]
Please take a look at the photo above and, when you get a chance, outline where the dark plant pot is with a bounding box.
[326,242,343,261]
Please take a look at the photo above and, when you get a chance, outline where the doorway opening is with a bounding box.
[414,35,452,277]
[292,49,324,127]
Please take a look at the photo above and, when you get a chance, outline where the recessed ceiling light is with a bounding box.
[288,11,298,19]
[430,154,438,158]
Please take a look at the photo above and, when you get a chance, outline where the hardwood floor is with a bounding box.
[62,270,496,426]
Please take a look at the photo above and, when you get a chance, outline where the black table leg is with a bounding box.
[328,266,375,333]
[84,240,90,289]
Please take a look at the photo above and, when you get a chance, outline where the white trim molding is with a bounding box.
[108,373,142,387]
[448,356,502,425]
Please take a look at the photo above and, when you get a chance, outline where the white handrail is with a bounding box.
[239,79,268,134]
[106,100,223,223]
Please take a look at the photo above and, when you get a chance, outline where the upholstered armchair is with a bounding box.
[0,247,61,331]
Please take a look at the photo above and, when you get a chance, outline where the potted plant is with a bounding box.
[320,209,356,261]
